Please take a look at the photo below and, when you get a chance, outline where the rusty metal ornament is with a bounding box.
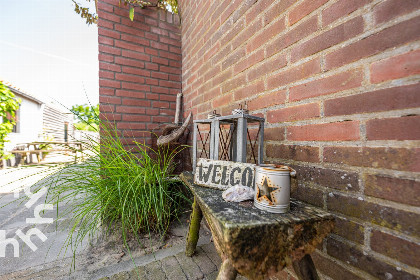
[208,110,221,119]
[254,164,295,213]
[256,177,279,203]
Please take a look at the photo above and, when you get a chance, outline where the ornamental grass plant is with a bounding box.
[43,120,190,261]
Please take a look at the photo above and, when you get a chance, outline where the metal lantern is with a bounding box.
[192,108,265,173]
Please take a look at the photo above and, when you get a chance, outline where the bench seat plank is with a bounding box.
[180,171,334,280]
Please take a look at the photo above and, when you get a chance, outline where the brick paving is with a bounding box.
[101,243,248,280]
[0,166,298,280]
[0,165,247,280]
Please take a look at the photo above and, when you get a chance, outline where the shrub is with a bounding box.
[0,81,21,160]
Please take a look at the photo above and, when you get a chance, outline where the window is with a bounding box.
[3,108,20,133]
[12,108,20,133]
[64,122,68,142]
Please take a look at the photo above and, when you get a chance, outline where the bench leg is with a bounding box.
[217,259,237,280]
[185,196,203,257]
[292,254,320,280]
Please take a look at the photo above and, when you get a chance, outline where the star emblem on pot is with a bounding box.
[257,177,279,204]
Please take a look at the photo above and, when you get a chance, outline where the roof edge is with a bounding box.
[8,86,44,105]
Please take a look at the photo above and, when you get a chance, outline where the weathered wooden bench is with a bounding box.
[180,171,334,280]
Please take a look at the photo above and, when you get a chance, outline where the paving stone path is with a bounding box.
[0,166,247,280]
[100,244,249,280]
[1,166,298,280]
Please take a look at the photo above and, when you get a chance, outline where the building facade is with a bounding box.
[3,85,74,166]
[98,1,420,279]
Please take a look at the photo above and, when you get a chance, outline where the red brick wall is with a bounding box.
[180,0,420,279]
[98,0,181,145]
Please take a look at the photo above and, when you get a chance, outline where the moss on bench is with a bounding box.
[181,171,334,280]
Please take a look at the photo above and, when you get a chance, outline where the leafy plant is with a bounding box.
[72,0,98,25]
[126,0,178,21]
[72,0,178,25]
[0,81,21,160]
[38,134,55,158]
[43,119,189,262]
[71,103,99,131]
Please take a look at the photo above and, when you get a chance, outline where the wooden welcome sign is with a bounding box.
[194,158,256,190]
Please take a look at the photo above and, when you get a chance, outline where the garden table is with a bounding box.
[180,172,334,280]
[10,141,84,164]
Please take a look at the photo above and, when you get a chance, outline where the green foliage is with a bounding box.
[73,122,97,131]
[39,134,55,151]
[165,0,178,13]
[0,81,21,159]
[71,103,99,131]
[129,6,134,21]
[72,0,178,25]
[72,0,98,25]
[43,121,189,261]
[123,0,178,20]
